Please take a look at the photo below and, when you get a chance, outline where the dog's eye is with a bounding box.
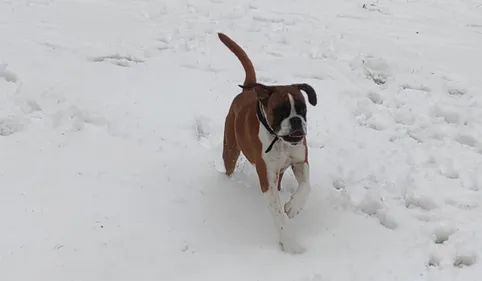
[274,104,290,118]
[295,104,306,115]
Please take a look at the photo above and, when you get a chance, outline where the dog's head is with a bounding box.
[240,83,317,144]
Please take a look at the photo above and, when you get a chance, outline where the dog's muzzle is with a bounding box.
[281,130,305,144]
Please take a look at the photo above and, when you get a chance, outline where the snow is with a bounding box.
[1,0,482,280]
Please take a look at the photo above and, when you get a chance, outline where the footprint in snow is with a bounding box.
[445,197,479,209]
[461,176,481,192]
[393,109,416,126]
[0,117,24,136]
[453,253,477,268]
[0,64,18,83]
[447,87,467,96]
[357,191,398,230]
[193,115,215,149]
[332,179,346,190]
[439,74,470,97]
[414,212,435,223]
[52,105,108,133]
[432,104,463,125]
[356,56,392,86]
[90,54,144,67]
[354,97,390,131]
[0,97,43,136]
[437,161,460,180]
[361,3,392,15]
[426,252,478,269]
[404,193,438,211]
[432,225,456,245]
[426,224,478,270]
[466,24,482,28]
[454,133,479,148]
[366,91,383,105]
[400,83,431,93]
[252,15,295,25]
[428,253,442,268]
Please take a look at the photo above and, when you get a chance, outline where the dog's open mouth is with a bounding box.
[288,131,304,138]
[281,131,305,143]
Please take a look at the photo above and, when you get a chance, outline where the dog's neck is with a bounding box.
[256,100,279,153]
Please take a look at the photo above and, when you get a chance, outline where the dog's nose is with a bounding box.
[290,117,302,130]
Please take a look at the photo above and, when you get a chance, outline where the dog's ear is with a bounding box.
[292,83,317,106]
[238,83,274,101]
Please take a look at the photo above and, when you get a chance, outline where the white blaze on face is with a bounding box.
[277,93,307,137]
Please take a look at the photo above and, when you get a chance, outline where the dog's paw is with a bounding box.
[280,239,306,254]
[284,195,306,219]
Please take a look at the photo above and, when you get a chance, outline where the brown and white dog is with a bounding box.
[218,33,317,254]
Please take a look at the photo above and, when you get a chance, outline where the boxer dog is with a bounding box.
[218,33,317,254]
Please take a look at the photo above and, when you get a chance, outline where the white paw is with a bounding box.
[280,239,306,254]
[284,195,306,219]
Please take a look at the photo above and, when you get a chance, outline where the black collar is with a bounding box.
[256,100,279,153]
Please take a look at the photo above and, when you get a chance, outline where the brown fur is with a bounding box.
[217,33,256,86]
[218,32,316,193]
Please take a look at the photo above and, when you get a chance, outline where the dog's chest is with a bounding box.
[258,124,305,171]
[266,144,298,171]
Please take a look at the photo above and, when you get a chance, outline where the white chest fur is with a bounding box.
[258,123,306,173]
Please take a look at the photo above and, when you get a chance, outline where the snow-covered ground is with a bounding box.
[1,0,482,280]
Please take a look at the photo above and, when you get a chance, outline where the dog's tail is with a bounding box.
[218,33,256,86]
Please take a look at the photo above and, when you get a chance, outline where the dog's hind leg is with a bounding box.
[223,110,240,176]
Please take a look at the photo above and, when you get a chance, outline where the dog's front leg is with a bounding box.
[284,162,311,219]
[256,163,305,254]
